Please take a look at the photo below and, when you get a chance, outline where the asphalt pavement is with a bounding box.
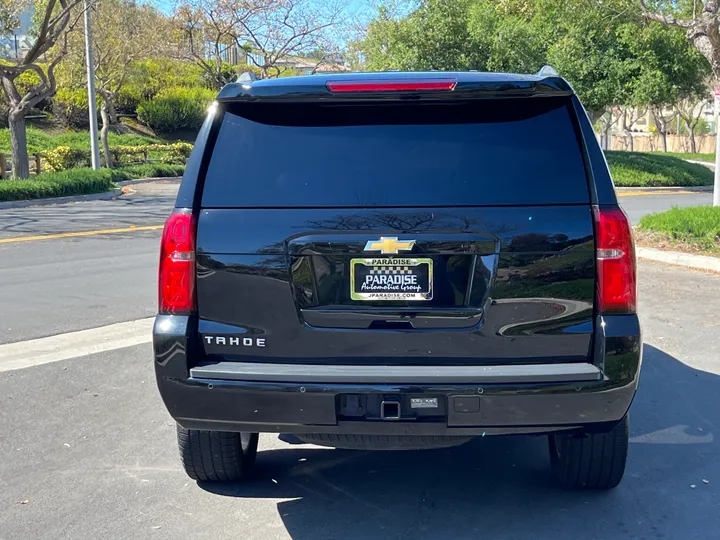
[619,191,712,224]
[0,183,719,538]
[0,183,175,344]
[1,260,718,540]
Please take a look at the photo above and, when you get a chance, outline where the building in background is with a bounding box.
[0,9,34,59]
[212,42,349,76]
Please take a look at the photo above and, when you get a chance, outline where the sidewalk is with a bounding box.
[637,246,720,273]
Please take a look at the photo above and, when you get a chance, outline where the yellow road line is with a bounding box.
[618,190,697,197]
[0,224,164,244]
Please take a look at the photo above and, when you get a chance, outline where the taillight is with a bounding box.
[593,207,636,314]
[326,80,456,93]
[159,208,195,314]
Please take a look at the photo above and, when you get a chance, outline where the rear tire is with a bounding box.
[177,425,258,482]
[549,415,629,490]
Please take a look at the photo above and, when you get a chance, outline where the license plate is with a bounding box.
[350,258,433,301]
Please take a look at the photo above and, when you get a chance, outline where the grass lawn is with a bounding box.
[0,126,160,154]
[605,151,713,187]
[636,206,720,255]
[647,151,715,163]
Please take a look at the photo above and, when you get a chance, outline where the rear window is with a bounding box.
[202,98,589,207]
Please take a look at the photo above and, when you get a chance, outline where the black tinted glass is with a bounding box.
[202,99,589,207]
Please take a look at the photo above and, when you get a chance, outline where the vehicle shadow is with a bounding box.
[200,344,719,540]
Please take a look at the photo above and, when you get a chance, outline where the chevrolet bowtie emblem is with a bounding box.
[364,237,416,255]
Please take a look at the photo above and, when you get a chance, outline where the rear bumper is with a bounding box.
[153,314,642,436]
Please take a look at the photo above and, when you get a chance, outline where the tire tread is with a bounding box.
[177,425,258,482]
[550,416,629,490]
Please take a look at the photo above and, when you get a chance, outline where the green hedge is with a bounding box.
[0,164,184,202]
[121,163,185,178]
[41,142,193,172]
[637,206,720,252]
[137,87,216,132]
[0,168,121,202]
[606,151,713,187]
[52,87,91,128]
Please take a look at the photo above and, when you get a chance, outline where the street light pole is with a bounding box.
[83,0,100,170]
[715,88,720,206]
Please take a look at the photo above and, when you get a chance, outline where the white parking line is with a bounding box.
[0,318,154,373]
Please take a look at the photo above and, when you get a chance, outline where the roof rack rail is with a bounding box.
[537,65,559,77]
[236,71,257,83]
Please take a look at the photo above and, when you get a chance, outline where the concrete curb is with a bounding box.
[637,247,720,273]
[0,187,122,210]
[0,318,153,373]
[615,185,713,192]
[686,160,715,170]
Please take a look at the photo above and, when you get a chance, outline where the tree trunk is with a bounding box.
[602,116,612,151]
[651,110,668,152]
[689,129,697,153]
[622,111,634,152]
[106,97,118,125]
[8,109,30,179]
[99,97,112,168]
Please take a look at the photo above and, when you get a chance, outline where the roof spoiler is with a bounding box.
[236,71,257,83]
[216,71,575,102]
[537,65,559,77]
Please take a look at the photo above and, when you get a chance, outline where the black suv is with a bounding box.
[154,70,641,490]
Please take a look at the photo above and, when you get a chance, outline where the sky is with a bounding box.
[147,0,376,19]
[145,0,378,47]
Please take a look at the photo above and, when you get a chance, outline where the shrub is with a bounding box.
[43,146,89,172]
[110,142,193,165]
[198,62,263,88]
[125,59,207,102]
[116,85,144,114]
[53,87,92,128]
[120,163,185,178]
[137,87,216,132]
[0,164,185,202]
[605,151,713,187]
[38,141,191,172]
[0,168,121,202]
[637,206,720,252]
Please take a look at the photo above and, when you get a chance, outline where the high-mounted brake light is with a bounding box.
[159,209,195,314]
[327,80,456,93]
[593,207,636,314]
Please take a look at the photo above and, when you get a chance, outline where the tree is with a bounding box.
[356,0,646,119]
[675,96,711,153]
[176,0,347,86]
[640,0,720,204]
[66,0,171,167]
[0,0,86,178]
[617,105,646,152]
[620,18,709,151]
[357,0,498,72]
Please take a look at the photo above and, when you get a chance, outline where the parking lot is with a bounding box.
[1,252,718,539]
[1,184,719,539]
